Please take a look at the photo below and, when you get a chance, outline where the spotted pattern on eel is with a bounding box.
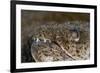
[31,23,90,62]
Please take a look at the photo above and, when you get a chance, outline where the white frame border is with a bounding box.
[16,4,94,69]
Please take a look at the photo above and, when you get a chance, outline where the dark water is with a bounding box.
[21,10,90,63]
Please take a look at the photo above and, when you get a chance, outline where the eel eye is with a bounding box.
[72,32,78,38]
